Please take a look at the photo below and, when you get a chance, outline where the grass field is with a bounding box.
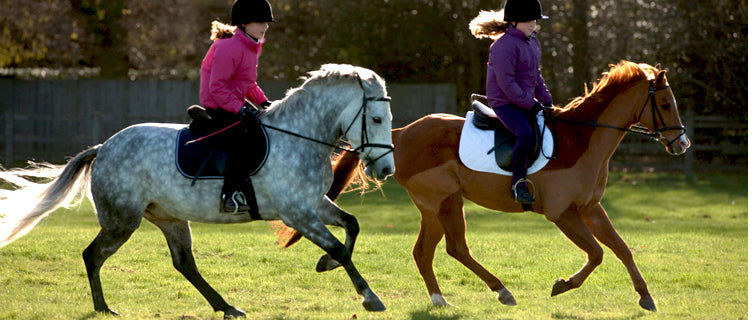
[0,171,747,319]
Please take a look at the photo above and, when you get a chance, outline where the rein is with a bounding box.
[548,80,687,145]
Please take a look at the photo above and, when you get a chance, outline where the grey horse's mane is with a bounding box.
[265,64,386,116]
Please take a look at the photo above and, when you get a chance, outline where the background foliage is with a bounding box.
[0,0,747,120]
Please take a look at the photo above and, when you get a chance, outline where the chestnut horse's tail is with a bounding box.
[273,151,366,248]
[0,145,100,248]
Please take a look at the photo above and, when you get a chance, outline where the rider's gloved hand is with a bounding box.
[531,101,544,113]
[238,107,255,123]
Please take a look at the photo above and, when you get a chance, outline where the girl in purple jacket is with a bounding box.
[470,0,553,205]
[199,0,274,213]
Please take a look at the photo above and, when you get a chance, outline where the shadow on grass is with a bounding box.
[408,306,514,320]
[408,306,462,320]
[78,311,100,320]
[551,311,647,320]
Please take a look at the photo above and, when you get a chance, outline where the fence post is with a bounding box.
[683,108,694,179]
[4,110,12,167]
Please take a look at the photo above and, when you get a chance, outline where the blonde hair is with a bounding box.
[469,10,509,40]
[209,20,236,41]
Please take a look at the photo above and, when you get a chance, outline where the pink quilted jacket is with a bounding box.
[199,28,268,113]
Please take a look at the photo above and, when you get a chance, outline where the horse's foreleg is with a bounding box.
[436,192,515,306]
[314,202,359,272]
[148,218,245,318]
[412,205,448,306]
[550,207,604,297]
[286,216,385,312]
[582,204,656,311]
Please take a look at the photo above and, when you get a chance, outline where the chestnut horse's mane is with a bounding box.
[557,60,658,119]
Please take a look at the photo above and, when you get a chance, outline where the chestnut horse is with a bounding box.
[276,61,691,311]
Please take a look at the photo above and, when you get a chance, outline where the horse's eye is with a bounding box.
[661,104,671,110]
[372,116,383,124]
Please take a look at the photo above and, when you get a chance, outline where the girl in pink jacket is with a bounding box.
[199,0,274,213]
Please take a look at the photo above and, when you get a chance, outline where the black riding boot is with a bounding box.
[512,178,535,205]
[203,107,253,214]
[220,148,251,214]
[220,177,250,214]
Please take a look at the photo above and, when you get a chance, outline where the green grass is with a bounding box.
[0,172,746,319]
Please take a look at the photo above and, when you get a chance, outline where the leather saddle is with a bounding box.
[177,105,269,181]
[175,105,270,219]
[470,101,542,172]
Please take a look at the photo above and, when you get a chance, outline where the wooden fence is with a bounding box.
[610,109,747,175]
[0,80,746,174]
[0,79,455,165]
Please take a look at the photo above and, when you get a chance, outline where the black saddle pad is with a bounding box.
[471,102,542,171]
[175,119,269,181]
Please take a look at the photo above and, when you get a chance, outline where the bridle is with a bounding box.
[634,81,687,145]
[340,78,394,166]
[260,76,394,165]
[551,79,687,146]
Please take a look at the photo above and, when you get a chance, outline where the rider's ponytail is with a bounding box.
[209,20,237,41]
[469,10,509,40]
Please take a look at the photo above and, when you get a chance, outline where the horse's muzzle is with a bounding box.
[364,160,395,180]
[664,133,691,155]
[365,164,394,180]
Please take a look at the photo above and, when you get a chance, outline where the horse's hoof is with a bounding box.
[430,293,453,307]
[639,295,657,311]
[223,306,246,319]
[497,287,517,306]
[551,278,571,297]
[96,308,120,317]
[361,289,386,312]
[362,297,386,312]
[315,254,342,272]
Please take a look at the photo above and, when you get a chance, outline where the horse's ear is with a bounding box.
[654,63,662,70]
[656,70,666,85]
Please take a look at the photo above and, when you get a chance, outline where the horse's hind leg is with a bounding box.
[582,204,655,311]
[435,192,516,306]
[146,217,245,318]
[550,207,604,297]
[285,214,385,312]
[82,208,142,316]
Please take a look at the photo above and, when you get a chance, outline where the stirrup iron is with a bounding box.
[222,191,248,215]
[231,191,248,215]
[512,178,536,200]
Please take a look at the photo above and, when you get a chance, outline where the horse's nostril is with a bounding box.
[381,167,394,176]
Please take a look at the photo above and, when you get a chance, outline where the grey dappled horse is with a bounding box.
[0,64,395,318]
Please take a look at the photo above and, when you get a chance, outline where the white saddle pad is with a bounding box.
[459,111,553,176]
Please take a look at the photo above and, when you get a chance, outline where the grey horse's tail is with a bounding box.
[0,145,101,248]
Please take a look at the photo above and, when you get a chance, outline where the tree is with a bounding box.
[0,0,747,120]
[70,0,129,78]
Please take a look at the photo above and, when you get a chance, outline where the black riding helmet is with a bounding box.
[503,0,549,22]
[231,0,275,25]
